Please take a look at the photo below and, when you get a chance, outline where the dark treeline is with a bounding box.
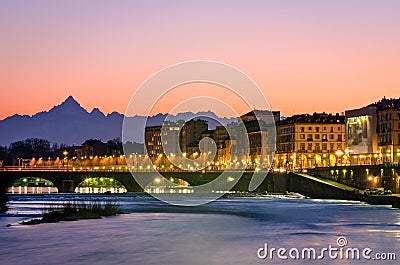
[0,138,144,166]
[0,138,68,166]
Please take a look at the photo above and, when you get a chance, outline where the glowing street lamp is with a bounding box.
[63,150,69,171]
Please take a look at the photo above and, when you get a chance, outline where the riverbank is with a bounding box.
[362,194,400,208]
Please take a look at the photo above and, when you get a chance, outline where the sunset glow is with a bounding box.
[1,0,400,119]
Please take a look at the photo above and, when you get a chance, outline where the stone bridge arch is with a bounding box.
[8,176,58,193]
[75,177,129,193]
[2,172,51,190]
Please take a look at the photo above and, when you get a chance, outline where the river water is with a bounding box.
[0,194,399,264]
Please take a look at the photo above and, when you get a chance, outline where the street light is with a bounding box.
[63,150,69,172]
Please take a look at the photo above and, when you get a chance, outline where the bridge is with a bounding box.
[0,167,275,193]
[1,165,399,201]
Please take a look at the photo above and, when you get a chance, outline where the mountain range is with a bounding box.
[0,96,237,146]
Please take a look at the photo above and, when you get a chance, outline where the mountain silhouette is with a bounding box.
[0,96,236,146]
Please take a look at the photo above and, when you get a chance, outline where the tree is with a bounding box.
[9,138,52,163]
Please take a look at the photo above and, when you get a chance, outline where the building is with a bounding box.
[345,105,378,158]
[376,98,400,163]
[199,129,215,156]
[212,126,230,168]
[74,139,108,158]
[275,113,345,168]
[145,119,209,161]
[240,109,281,123]
[161,120,184,157]
[344,97,400,165]
[179,119,208,157]
[213,126,229,149]
[144,125,162,158]
[106,139,123,156]
[239,110,278,168]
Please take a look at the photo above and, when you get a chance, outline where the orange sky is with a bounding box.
[1,1,399,119]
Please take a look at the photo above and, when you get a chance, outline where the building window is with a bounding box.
[337,143,342,150]
[322,134,327,141]
[330,143,334,150]
[300,143,305,151]
[330,127,334,132]
[315,134,320,140]
[308,126,312,131]
[338,127,341,131]
[315,143,320,151]
[300,134,305,139]
[308,143,312,150]
[316,127,320,132]
[300,127,305,132]
[323,127,326,131]
[330,134,334,140]
[337,134,342,141]
[322,143,327,150]
[307,134,313,141]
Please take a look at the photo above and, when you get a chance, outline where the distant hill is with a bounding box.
[0,96,236,146]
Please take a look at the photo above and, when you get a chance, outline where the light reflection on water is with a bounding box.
[0,194,399,265]
[7,186,128,194]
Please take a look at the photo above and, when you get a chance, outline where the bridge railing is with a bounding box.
[0,166,263,173]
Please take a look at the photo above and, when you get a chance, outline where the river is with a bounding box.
[0,194,399,264]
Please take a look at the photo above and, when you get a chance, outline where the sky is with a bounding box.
[1,0,400,119]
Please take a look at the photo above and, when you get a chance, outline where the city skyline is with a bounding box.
[1,1,400,119]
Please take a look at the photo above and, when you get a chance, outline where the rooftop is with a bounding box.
[277,112,345,125]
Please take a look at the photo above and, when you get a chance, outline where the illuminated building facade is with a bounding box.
[376,98,400,163]
[144,125,163,158]
[161,120,184,157]
[144,111,278,170]
[239,110,279,168]
[345,106,378,162]
[212,125,232,168]
[344,98,400,165]
[275,113,345,168]
[145,120,185,159]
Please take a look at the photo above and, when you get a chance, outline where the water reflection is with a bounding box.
[8,186,58,194]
